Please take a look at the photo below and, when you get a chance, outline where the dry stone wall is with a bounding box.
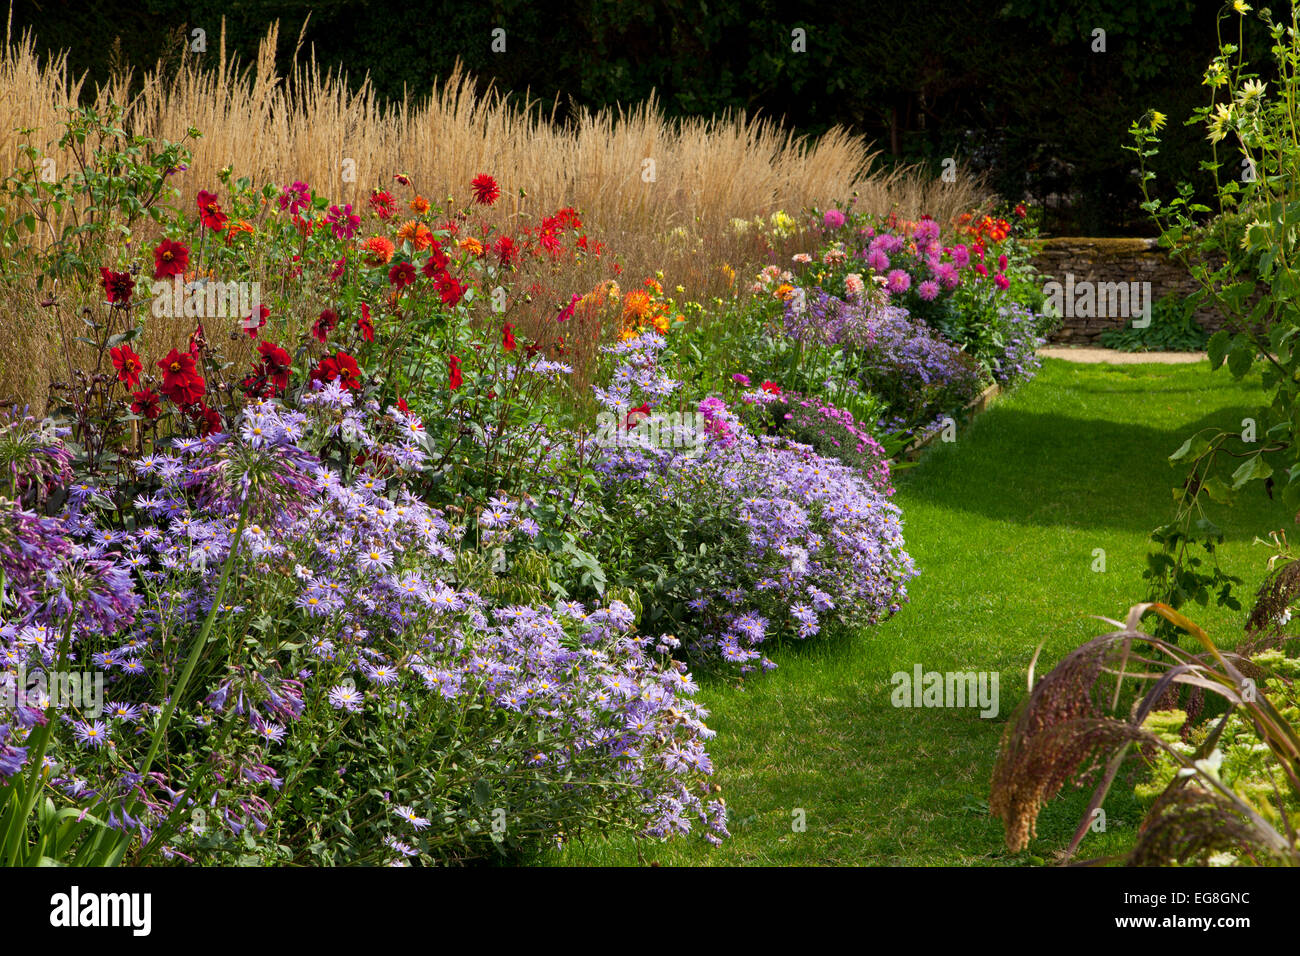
[1029,237,1228,344]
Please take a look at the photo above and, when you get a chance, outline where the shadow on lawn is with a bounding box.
[897,403,1290,535]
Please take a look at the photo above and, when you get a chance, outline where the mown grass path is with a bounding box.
[546,359,1285,865]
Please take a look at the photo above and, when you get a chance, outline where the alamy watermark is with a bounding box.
[890,663,999,718]
[1042,273,1150,328]
[1,666,104,716]
[50,886,151,936]
[151,275,262,325]
[595,411,705,458]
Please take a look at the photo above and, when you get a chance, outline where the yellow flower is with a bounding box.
[773,283,795,300]
[1206,101,1234,143]
[769,210,797,239]
[1233,0,1251,13]
[1236,78,1267,107]
[1149,110,1167,132]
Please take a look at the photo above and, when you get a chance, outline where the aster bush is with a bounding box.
[755,390,894,493]
[781,289,983,434]
[0,395,725,865]
[931,293,1053,386]
[584,333,915,671]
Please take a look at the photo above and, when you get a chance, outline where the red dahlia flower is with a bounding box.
[357,303,375,343]
[422,242,450,277]
[436,273,466,306]
[502,323,516,351]
[257,340,293,394]
[556,293,580,323]
[130,388,161,419]
[158,348,206,405]
[192,401,223,436]
[153,239,189,280]
[100,268,135,305]
[196,190,228,231]
[388,261,417,289]
[760,381,782,395]
[110,345,143,389]
[494,234,518,266]
[243,304,271,338]
[470,174,500,206]
[311,350,362,392]
[312,308,339,343]
[370,189,396,220]
[448,354,463,391]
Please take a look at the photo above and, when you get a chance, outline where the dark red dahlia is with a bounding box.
[388,261,417,289]
[436,272,465,306]
[100,268,135,305]
[243,304,271,338]
[153,239,189,280]
[312,308,339,344]
[256,340,292,395]
[311,350,362,392]
[130,388,161,419]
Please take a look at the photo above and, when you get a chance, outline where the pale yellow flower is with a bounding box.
[1206,102,1234,143]
[1236,78,1267,107]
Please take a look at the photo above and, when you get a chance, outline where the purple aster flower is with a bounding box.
[74,720,109,749]
[328,684,365,712]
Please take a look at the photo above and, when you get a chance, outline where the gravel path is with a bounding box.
[1038,346,1207,364]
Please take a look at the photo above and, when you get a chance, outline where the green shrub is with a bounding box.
[1098,292,1210,352]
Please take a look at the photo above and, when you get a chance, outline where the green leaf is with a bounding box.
[1206,329,1231,369]
[1231,454,1272,489]
[1201,476,1232,504]
[105,328,141,348]
[1169,435,1210,462]
[1227,343,1253,378]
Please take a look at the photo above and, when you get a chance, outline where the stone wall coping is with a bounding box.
[1028,236,1160,255]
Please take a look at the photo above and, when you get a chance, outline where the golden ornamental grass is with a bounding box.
[0,18,988,409]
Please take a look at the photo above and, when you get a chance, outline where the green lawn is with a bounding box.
[541,358,1288,866]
